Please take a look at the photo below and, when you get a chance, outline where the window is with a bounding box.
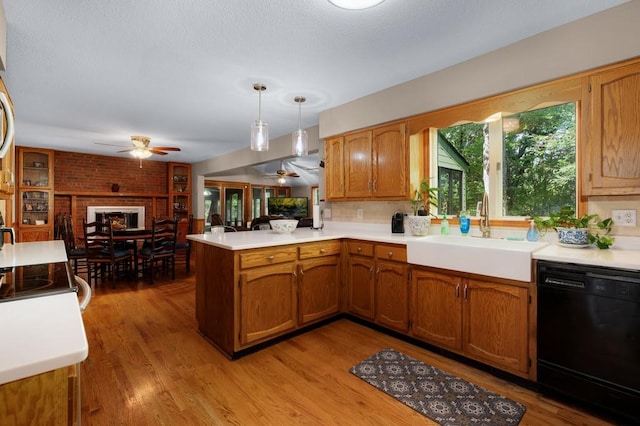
[435,102,576,218]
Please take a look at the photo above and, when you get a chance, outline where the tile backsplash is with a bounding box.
[323,196,640,237]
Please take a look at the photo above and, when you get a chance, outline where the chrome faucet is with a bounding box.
[479,192,491,238]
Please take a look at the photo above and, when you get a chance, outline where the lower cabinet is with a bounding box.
[239,262,298,346]
[411,268,530,376]
[194,240,343,357]
[346,240,409,333]
[374,245,409,333]
[346,241,375,319]
[298,255,341,325]
[0,364,79,425]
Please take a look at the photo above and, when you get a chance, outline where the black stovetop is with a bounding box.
[0,261,77,302]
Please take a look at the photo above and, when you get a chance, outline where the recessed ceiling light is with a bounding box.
[328,0,386,10]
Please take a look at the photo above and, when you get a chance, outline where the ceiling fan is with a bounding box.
[264,160,299,185]
[96,135,181,157]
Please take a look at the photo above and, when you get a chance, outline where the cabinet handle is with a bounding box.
[376,268,380,280]
[463,284,468,301]
[455,283,460,298]
[369,266,374,279]
[373,180,377,192]
[267,255,275,262]
[299,269,304,277]
[292,270,297,279]
[357,247,362,252]
[387,251,393,258]
[320,248,326,254]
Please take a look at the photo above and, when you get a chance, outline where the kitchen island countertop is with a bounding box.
[0,240,88,385]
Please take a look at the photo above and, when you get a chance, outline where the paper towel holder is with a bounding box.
[311,205,324,230]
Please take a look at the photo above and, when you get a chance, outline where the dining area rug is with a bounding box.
[350,348,526,425]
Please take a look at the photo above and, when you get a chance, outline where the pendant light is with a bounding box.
[292,96,308,157]
[250,83,269,151]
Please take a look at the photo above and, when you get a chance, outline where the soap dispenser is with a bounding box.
[526,220,539,242]
[440,214,449,235]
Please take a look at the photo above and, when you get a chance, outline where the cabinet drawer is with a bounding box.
[347,240,374,257]
[240,247,298,269]
[299,241,342,259]
[375,244,407,262]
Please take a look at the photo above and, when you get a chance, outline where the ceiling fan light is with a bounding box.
[250,83,269,151]
[130,147,152,159]
[277,175,286,186]
[328,0,385,10]
[292,96,308,156]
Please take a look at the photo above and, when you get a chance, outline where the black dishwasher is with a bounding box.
[537,261,640,423]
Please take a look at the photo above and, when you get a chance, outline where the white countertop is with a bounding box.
[533,236,640,271]
[0,240,68,268]
[188,222,640,271]
[187,222,427,250]
[0,292,88,385]
[0,240,89,385]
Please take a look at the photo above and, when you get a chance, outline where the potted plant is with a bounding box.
[407,179,439,236]
[533,206,615,249]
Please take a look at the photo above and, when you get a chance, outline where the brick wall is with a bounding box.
[53,149,171,233]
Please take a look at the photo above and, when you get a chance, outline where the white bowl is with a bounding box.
[270,219,299,234]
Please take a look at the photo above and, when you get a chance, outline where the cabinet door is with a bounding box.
[462,279,529,374]
[298,256,341,325]
[324,136,345,200]
[344,130,372,198]
[372,123,408,198]
[411,269,462,350]
[585,62,640,194]
[375,259,409,332]
[239,263,297,346]
[347,256,375,320]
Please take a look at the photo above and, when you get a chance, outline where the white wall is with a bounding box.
[319,0,640,137]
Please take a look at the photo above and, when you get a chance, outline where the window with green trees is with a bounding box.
[437,102,576,218]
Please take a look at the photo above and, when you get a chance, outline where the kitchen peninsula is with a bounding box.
[0,241,88,425]
[190,223,640,385]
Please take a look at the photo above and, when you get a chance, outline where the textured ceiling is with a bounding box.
[2,0,629,166]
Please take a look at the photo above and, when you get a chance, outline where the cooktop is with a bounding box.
[0,261,77,303]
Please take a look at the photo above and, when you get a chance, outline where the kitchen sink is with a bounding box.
[406,235,548,282]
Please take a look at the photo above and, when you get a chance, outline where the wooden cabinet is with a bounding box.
[411,268,530,377]
[0,364,79,425]
[195,240,342,357]
[346,241,375,319]
[374,244,409,333]
[168,162,191,222]
[583,60,640,195]
[346,240,409,332]
[16,147,54,241]
[298,241,342,325]
[239,262,298,346]
[324,136,345,199]
[325,121,408,201]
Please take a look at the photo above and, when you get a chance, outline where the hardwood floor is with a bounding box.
[80,268,616,425]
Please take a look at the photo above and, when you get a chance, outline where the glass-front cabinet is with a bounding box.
[17,147,54,241]
[168,162,191,222]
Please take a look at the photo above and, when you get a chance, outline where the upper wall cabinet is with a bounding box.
[583,60,640,195]
[324,136,345,200]
[326,122,408,201]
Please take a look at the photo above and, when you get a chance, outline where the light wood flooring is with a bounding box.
[80,267,616,425]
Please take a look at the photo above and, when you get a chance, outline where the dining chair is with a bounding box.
[137,217,178,284]
[83,219,134,289]
[174,214,192,272]
[55,213,87,275]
